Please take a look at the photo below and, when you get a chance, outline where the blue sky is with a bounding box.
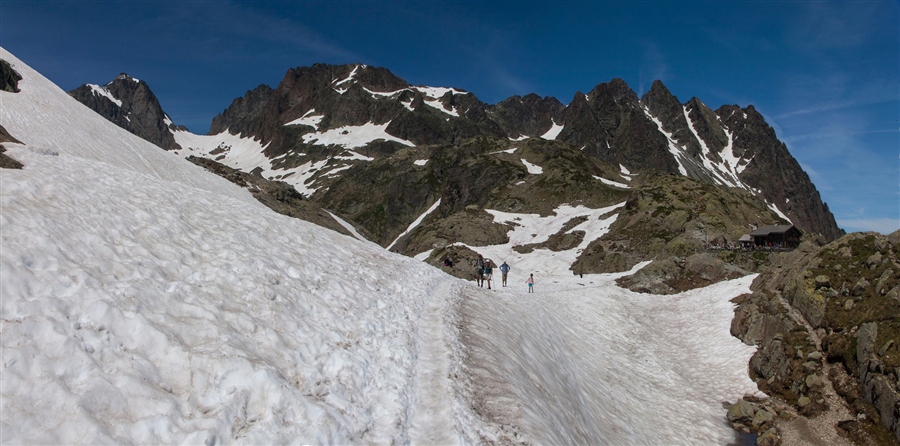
[2,1,898,234]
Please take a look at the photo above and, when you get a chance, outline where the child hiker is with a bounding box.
[525,273,534,293]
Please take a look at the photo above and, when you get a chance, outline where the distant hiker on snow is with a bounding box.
[526,274,534,293]
[500,261,510,287]
[484,259,493,290]
[474,254,485,287]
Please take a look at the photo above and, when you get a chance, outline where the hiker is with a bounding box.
[443,257,453,267]
[474,254,485,287]
[526,273,534,293]
[500,261,510,287]
[484,260,493,290]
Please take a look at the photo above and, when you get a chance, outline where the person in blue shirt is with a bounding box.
[499,261,511,287]
[484,260,494,290]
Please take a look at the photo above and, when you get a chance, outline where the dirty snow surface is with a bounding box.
[1,47,758,445]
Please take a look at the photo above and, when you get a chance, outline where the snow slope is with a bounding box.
[1,48,760,445]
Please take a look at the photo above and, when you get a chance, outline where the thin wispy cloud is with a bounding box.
[155,2,359,63]
[638,42,669,95]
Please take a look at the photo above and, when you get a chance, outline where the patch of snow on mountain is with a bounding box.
[619,164,632,181]
[721,127,751,175]
[284,109,324,130]
[520,158,543,174]
[593,176,630,189]
[335,150,374,162]
[422,99,459,117]
[642,106,689,176]
[413,86,467,100]
[88,83,122,106]
[333,65,362,94]
[387,198,442,250]
[485,203,624,262]
[767,201,792,223]
[508,135,528,141]
[302,121,414,149]
[414,159,428,166]
[683,106,745,188]
[173,129,339,195]
[540,121,564,140]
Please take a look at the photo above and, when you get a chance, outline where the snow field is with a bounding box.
[1,148,457,444]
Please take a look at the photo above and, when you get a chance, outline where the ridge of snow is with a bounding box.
[387,198,442,250]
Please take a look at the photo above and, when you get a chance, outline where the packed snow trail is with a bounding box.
[454,270,760,445]
[407,280,463,444]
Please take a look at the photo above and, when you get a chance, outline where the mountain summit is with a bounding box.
[69,74,185,151]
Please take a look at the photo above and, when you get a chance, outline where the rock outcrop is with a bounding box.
[731,231,900,444]
[1,59,22,93]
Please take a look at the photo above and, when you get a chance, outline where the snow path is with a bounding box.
[456,270,759,445]
[408,280,462,445]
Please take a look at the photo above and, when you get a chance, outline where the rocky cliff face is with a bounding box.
[203,64,839,241]
[69,74,184,151]
[731,231,900,444]
[69,63,843,247]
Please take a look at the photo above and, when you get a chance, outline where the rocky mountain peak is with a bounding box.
[69,75,183,151]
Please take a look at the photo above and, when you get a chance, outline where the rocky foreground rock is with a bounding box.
[730,231,900,445]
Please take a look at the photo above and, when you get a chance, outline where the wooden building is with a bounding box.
[748,225,802,249]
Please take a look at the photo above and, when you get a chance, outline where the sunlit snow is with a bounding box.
[284,109,324,130]
[594,175,630,189]
[301,121,414,149]
[1,47,760,445]
[520,158,543,174]
[540,122,564,140]
[88,83,122,106]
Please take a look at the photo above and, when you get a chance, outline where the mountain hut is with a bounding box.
[749,225,802,249]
